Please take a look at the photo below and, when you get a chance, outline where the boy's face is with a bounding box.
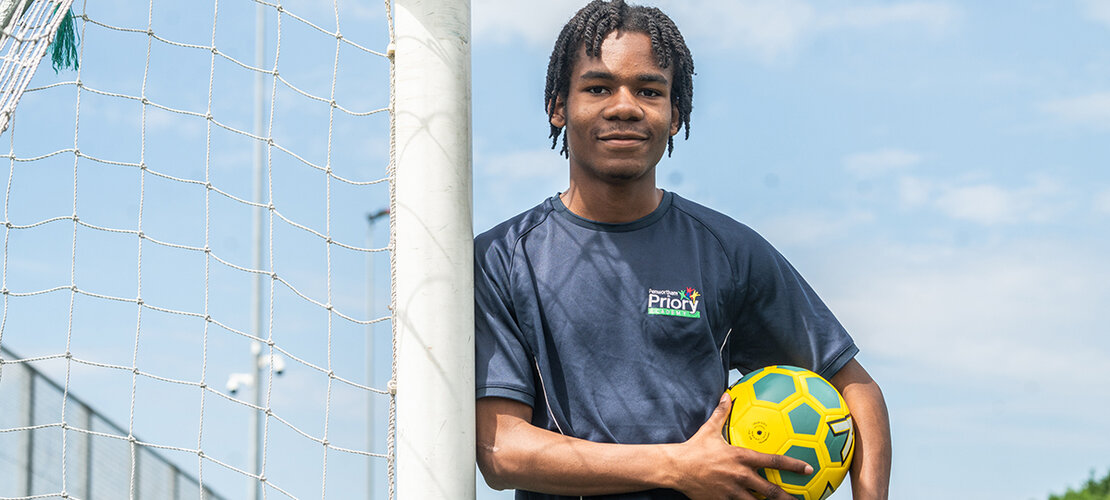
[550,31,680,186]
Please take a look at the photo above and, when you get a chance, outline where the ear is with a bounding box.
[669,103,680,137]
[548,95,567,129]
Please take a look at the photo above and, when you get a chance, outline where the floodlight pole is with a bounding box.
[365,208,389,500]
[393,0,474,498]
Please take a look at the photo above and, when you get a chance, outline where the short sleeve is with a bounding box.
[474,238,536,407]
[725,231,858,381]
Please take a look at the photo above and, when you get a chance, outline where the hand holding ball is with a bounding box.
[724,365,855,500]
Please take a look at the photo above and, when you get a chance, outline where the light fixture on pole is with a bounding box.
[226,343,285,500]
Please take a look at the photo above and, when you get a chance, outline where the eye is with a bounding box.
[585,86,609,95]
[639,88,664,98]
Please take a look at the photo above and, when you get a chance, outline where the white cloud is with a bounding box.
[1039,92,1110,127]
[1096,188,1110,215]
[753,210,875,247]
[843,148,922,179]
[898,176,932,207]
[937,176,1067,224]
[478,148,566,182]
[789,234,1110,500]
[1081,0,1110,28]
[665,0,818,62]
[898,175,1071,225]
[932,183,1016,224]
[818,3,959,34]
[472,0,582,46]
[819,237,1110,394]
[472,0,961,63]
[689,1,961,62]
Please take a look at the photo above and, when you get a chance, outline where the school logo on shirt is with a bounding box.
[647,287,702,318]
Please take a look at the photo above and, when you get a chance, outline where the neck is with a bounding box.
[560,175,663,223]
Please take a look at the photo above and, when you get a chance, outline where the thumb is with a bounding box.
[702,393,732,434]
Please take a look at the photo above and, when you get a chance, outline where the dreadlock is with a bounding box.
[545,0,695,157]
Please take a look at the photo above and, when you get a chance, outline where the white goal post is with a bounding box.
[394,0,475,499]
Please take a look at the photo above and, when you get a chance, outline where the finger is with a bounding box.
[736,449,814,476]
[758,481,793,500]
[705,392,732,430]
[732,489,759,500]
[701,393,737,435]
[712,486,759,500]
[766,452,814,476]
[734,471,788,500]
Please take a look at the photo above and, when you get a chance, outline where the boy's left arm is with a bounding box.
[830,358,892,500]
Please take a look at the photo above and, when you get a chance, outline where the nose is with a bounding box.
[602,86,644,121]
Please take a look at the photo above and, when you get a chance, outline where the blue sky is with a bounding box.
[0,1,1107,500]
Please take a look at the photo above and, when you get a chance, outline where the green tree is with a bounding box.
[1050,469,1110,500]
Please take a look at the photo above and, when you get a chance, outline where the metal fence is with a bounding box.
[0,346,226,499]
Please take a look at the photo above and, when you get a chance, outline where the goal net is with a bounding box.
[0,0,78,134]
[0,0,473,499]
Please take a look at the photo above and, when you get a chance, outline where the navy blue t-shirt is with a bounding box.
[474,192,858,500]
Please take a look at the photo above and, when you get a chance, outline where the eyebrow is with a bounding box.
[579,70,669,85]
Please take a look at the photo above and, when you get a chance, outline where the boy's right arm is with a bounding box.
[476,394,813,500]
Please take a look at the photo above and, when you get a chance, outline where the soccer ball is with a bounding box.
[725,365,855,500]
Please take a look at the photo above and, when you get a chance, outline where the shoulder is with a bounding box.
[668,193,774,254]
[474,197,558,267]
[666,194,791,288]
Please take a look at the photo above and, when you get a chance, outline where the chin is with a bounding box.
[602,169,649,183]
[574,156,661,184]
[580,160,650,182]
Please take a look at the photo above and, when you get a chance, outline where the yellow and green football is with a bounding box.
[725,365,855,500]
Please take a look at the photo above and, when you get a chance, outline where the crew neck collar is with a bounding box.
[551,190,673,232]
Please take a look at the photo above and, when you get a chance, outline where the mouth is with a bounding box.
[597,131,649,147]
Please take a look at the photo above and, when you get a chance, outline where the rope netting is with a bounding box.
[0,0,78,134]
[0,0,397,498]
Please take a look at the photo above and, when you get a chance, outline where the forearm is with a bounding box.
[831,360,892,499]
[477,403,682,495]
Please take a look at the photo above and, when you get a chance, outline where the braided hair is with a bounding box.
[545,0,695,157]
